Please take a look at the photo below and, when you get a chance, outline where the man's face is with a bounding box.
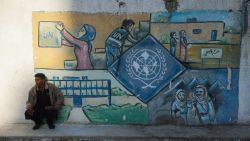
[128,24,135,33]
[35,77,45,88]
[173,33,177,38]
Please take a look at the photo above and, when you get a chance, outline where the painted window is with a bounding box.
[192,29,202,34]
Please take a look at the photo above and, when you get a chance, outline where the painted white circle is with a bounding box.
[130,49,162,81]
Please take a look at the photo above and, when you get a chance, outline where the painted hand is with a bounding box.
[55,22,64,31]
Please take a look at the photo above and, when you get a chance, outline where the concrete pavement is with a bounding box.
[0,123,250,140]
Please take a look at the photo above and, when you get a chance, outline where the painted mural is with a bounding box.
[33,9,241,125]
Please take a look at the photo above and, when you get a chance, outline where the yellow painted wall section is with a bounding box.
[33,12,150,69]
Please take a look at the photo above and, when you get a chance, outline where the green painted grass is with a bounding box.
[111,87,132,96]
[82,103,148,124]
[56,105,73,124]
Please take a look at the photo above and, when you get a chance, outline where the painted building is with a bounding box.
[151,22,225,44]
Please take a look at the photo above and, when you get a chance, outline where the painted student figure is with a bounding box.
[56,22,96,70]
[105,19,137,68]
[25,73,64,130]
[179,30,188,62]
[171,89,188,123]
[192,85,215,124]
[169,32,177,57]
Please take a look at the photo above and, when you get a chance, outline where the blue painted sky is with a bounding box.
[151,10,242,31]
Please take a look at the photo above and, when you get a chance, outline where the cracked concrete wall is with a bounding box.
[0,0,246,124]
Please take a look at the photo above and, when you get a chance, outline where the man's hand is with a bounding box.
[26,104,34,115]
[26,103,32,110]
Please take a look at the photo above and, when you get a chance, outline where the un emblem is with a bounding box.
[108,35,186,103]
[126,48,167,89]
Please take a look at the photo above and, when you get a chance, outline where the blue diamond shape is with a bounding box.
[108,35,186,103]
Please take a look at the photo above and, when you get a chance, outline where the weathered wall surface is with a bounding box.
[238,1,250,123]
[0,0,248,125]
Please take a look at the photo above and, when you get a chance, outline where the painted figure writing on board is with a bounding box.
[56,22,96,70]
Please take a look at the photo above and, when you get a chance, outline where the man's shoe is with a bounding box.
[48,124,55,129]
[32,124,40,130]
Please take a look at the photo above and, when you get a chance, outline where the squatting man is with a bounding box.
[25,73,64,130]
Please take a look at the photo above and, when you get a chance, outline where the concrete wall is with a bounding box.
[238,1,250,123]
[0,0,246,124]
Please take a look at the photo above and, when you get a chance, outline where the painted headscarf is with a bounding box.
[175,89,187,106]
[193,85,209,102]
[78,24,96,53]
[79,24,96,42]
[179,30,186,38]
